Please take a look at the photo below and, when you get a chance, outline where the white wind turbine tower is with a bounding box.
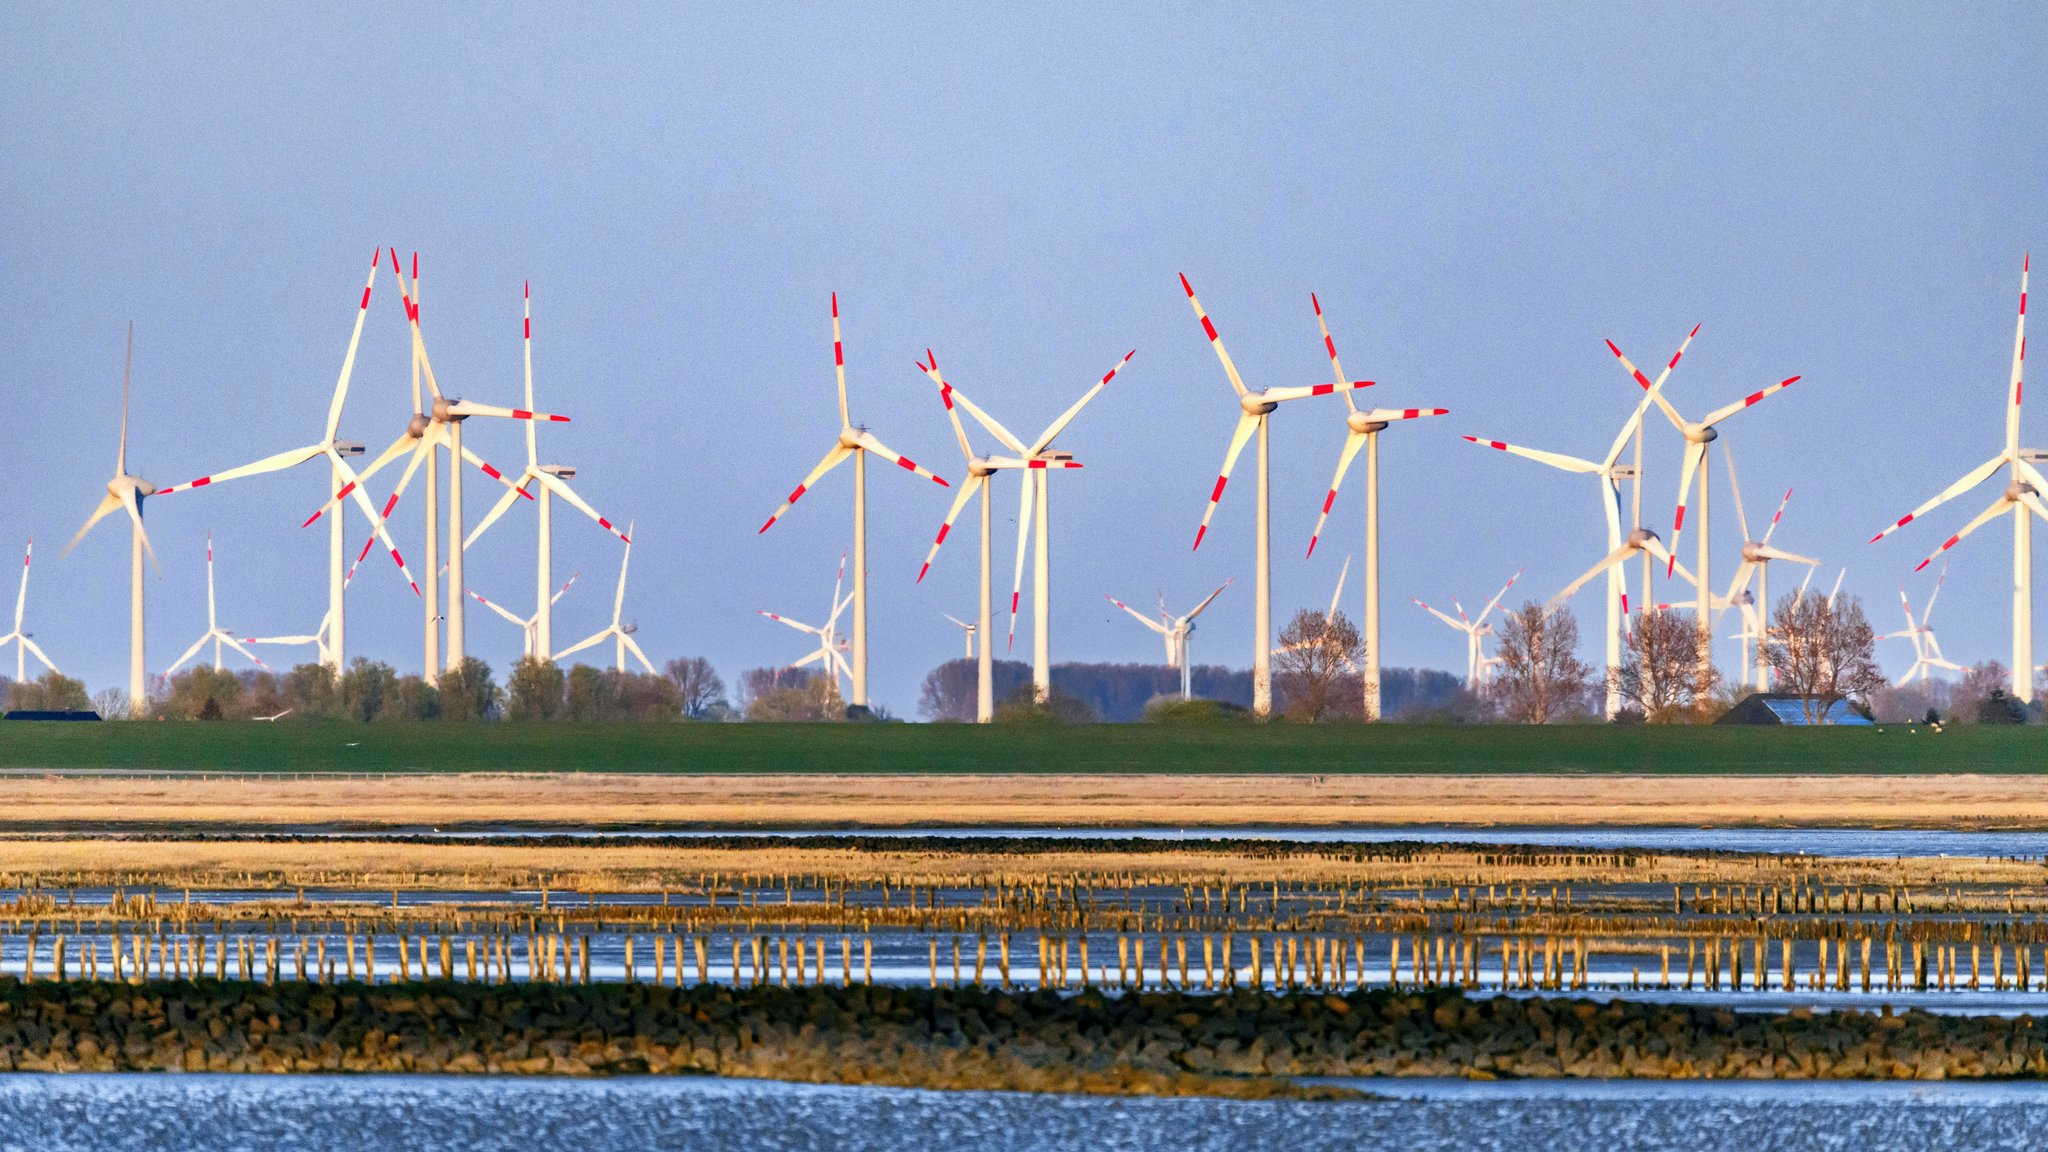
[1180,275,1371,716]
[302,251,556,676]
[1618,338,1802,668]
[1871,256,2048,702]
[1300,293,1450,719]
[1411,568,1523,690]
[157,251,416,674]
[164,535,269,676]
[63,324,161,716]
[1465,327,1697,717]
[1882,565,1964,685]
[1711,452,1819,691]
[1107,580,1232,700]
[556,523,653,675]
[914,347,1131,709]
[758,552,855,698]
[941,614,977,660]
[468,572,580,661]
[758,295,949,713]
[460,282,632,663]
[0,540,58,683]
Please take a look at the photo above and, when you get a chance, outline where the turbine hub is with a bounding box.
[1347,410,1387,434]
[1240,394,1279,416]
[1684,423,1717,444]
[968,457,997,477]
[431,396,467,423]
[2008,480,2037,502]
[837,426,863,450]
[1741,541,1766,562]
[1627,527,1660,548]
[407,412,432,438]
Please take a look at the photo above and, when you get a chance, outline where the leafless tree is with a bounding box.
[664,656,728,719]
[1762,591,1886,723]
[1617,609,1719,721]
[1488,602,1594,724]
[1274,608,1365,722]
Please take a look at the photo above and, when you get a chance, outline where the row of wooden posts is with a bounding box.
[4,926,2043,996]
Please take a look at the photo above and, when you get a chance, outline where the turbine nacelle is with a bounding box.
[1346,410,1388,434]
[111,475,155,501]
[331,441,365,458]
[1683,423,1719,445]
[2008,480,2039,502]
[431,396,469,424]
[837,426,864,450]
[1627,527,1661,549]
[1239,393,1281,416]
[541,463,577,479]
[406,412,432,439]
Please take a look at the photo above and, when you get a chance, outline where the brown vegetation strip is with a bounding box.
[5,773,2048,831]
[0,981,2040,1084]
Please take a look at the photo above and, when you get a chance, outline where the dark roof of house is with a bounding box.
[2,710,102,721]
[1715,693,1872,726]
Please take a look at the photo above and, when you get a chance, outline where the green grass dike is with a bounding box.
[0,980,2041,1091]
[0,719,2041,775]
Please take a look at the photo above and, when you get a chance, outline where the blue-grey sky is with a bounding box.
[2,4,2044,711]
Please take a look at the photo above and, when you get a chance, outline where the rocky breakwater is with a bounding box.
[0,979,2042,1093]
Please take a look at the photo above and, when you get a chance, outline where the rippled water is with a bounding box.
[0,1075,2044,1151]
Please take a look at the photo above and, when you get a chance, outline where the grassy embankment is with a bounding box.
[0,720,2040,774]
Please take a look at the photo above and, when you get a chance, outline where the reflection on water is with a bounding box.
[0,1074,2044,1151]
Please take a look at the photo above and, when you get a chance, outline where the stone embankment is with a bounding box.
[0,979,2041,1094]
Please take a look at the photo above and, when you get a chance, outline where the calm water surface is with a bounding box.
[0,1074,2044,1151]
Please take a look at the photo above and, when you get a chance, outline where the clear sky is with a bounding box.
[2,4,2044,712]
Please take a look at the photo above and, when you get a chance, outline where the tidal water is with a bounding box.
[0,1074,2043,1151]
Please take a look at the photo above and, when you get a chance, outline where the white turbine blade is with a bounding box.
[523,280,538,467]
[1870,452,2010,543]
[1357,406,1450,424]
[1701,375,1802,428]
[1476,568,1525,624]
[792,646,828,669]
[941,613,971,630]
[612,530,635,626]
[157,443,325,497]
[1193,412,1260,550]
[1462,436,1602,475]
[323,250,381,443]
[1413,598,1466,631]
[1639,536,1700,589]
[1760,486,1794,546]
[621,632,656,675]
[325,445,418,596]
[388,248,445,403]
[12,538,29,633]
[853,430,948,487]
[919,351,980,461]
[119,487,160,577]
[467,589,527,628]
[64,492,123,558]
[532,470,631,543]
[832,292,850,428]
[19,635,55,675]
[917,473,983,584]
[219,634,269,669]
[1185,578,1233,622]
[759,443,854,534]
[552,630,607,663]
[446,400,570,423]
[243,634,321,647]
[758,610,821,637]
[919,352,1029,454]
[1602,327,1699,459]
[1754,545,1820,566]
[1911,493,2014,572]
[1310,292,1358,414]
[1717,560,1758,625]
[1107,594,1171,635]
[164,632,210,678]
[1667,440,1707,575]
[1026,350,1135,456]
[300,429,418,524]
[1550,544,1636,608]
[1180,273,1247,397]
[551,571,580,604]
[1723,442,1752,543]
[1009,469,1033,650]
[2009,254,2029,457]
[830,646,854,684]
[204,534,217,627]
[1327,555,1350,623]
[1923,562,1950,622]
[1262,380,1374,404]
[462,470,537,552]
[1306,430,1366,559]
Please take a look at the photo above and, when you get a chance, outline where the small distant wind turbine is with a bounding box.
[468,572,581,661]
[64,324,160,716]
[941,613,977,660]
[1712,450,1820,690]
[1106,579,1232,699]
[1882,565,1964,684]
[556,523,652,675]
[759,552,855,698]
[1411,568,1523,690]
[164,535,268,676]
[0,539,57,682]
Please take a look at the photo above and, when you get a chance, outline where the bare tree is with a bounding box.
[664,657,728,719]
[1762,591,1886,723]
[1617,609,1719,721]
[1488,602,1594,724]
[1274,608,1366,722]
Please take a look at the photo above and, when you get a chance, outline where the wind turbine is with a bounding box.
[1411,568,1524,690]
[758,295,949,713]
[941,613,977,660]
[1106,579,1232,699]
[63,324,160,716]
[1550,528,1700,619]
[1871,255,2048,702]
[0,539,57,682]
[914,346,1130,708]
[1273,554,1356,668]
[1465,327,1697,716]
[1299,293,1450,719]
[460,282,632,662]
[758,552,854,698]
[1711,451,1819,690]
[157,251,415,675]
[556,522,653,675]
[302,250,556,675]
[1180,275,1371,716]
[1618,337,1802,669]
[468,572,580,660]
[1881,565,1964,685]
[164,535,269,676]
